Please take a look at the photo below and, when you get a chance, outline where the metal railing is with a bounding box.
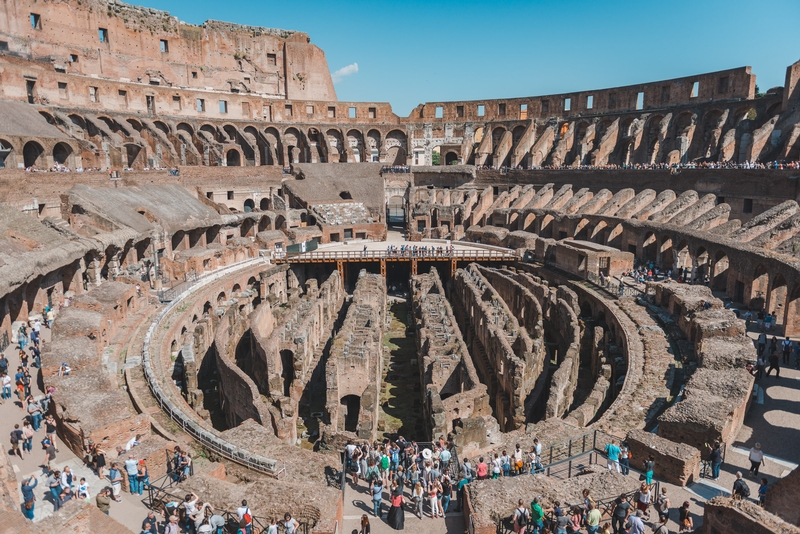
[146,472,310,534]
[141,259,290,479]
[0,331,8,352]
[585,271,644,299]
[157,269,200,303]
[280,248,518,262]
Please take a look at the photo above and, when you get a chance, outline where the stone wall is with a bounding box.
[652,282,755,450]
[765,465,800,526]
[325,270,385,440]
[451,264,540,430]
[625,429,700,486]
[703,497,800,534]
[411,268,492,442]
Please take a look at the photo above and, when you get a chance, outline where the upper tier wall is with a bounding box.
[409,67,755,122]
[0,0,335,101]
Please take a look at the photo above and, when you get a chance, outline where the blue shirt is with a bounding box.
[605,444,621,461]
[372,485,383,502]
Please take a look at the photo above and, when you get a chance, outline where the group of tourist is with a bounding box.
[380,165,411,174]
[345,436,466,530]
[477,160,800,172]
[384,244,455,258]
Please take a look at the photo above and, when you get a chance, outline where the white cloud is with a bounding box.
[332,62,359,84]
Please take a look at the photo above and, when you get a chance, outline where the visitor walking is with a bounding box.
[749,443,766,476]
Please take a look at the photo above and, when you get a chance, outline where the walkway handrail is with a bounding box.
[141,259,290,479]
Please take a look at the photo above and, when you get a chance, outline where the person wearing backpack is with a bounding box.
[236,499,252,534]
[732,471,750,500]
[513,499,529,533]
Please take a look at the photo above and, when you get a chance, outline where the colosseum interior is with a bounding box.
[1,0,800,533]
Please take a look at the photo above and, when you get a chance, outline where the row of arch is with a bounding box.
[468,98,786,169]
[0,137,77,169]
[38,110,411,169]
[512,210,800,335]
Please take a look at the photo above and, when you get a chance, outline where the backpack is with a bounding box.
[516,508,528,527]
[741,483,751,498]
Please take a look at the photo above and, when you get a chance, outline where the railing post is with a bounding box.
[568,439,572,457]
[568,460,572,478]
[582,434,586,453]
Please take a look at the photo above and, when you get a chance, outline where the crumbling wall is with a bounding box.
[704,497,800,534]
[325,270,385,440]
[651,282,755,449]
[411,268,492,443]
[626,429,701,486]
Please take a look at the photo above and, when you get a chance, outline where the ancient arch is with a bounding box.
[23,141,45,168]
[226,148,242,167]
[712,251,730,292]
[751,264,769,309]
[53,142,73,166]
[768,273,788,324]
[642,232,657,262]
[346,129,365,163]
[263,127,282,166]
[385,130,408,165]
[367,129,381,162]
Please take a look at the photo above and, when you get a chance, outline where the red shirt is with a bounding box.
[476,463,489,477]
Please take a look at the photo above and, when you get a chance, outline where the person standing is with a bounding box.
[125,454,139,494]
[627,510,646,534]
[371,476,384,518]
[585,502,601,534]
[236,500,252,534]
[732,472,750,500]
[643,455,655,485]
[619,441,630,475]
[655,487,670,522]
[707,441,722,480]
[529,496,545,534]
[678,501,693,532]
[386,480,405,529]
[749,443,766,476]
[610,494,630,534]
[109,463,123,502]
[604,439,621,472]
[21,475,37,520]
[96,488,111,516]
[767,350,781,378]
[411,482,424,519]
[782,337,792,364]
[283,513,299,534]
[512,499,529,534]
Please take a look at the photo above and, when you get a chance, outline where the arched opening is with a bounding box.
[341,394,361,432]
[590,221,608,245]
[387,195,405,228]
[574,218,590,241]
[226,149,241,167]
[784,284,800,336]
[539,214,555,239]
[659,236,673,271]
[216,291,227,305]
[445,151,459,165]
[751,264,769,309]
[259,197,269,211]
[768,274,787,325]
[606,223,624,249]
[642,232,657,263]
[203,301,213,316]
[280,349,295,397]
[171,230,185,252]
[712,251,730,292]
[675,240,690,277]
[243,199,255,212]
[0,138,13,169]
[125,143,143,168]
[523,213,536,233]
[53,142,73,166]
[240,218,255,237]
[385,130,408,166]
[694,247,709,284]
[23,141,45,168]
[339,191,352,200]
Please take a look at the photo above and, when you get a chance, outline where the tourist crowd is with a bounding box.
[384,244,455,258]
[476,160,800,173]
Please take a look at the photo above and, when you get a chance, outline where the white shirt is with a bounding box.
[749,448,764,463]
[237,506,251,522]
[2,375,11,388]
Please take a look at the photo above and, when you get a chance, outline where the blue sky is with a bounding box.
[147,0,799,116]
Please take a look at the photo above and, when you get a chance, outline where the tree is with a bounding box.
[431,151,440,165]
